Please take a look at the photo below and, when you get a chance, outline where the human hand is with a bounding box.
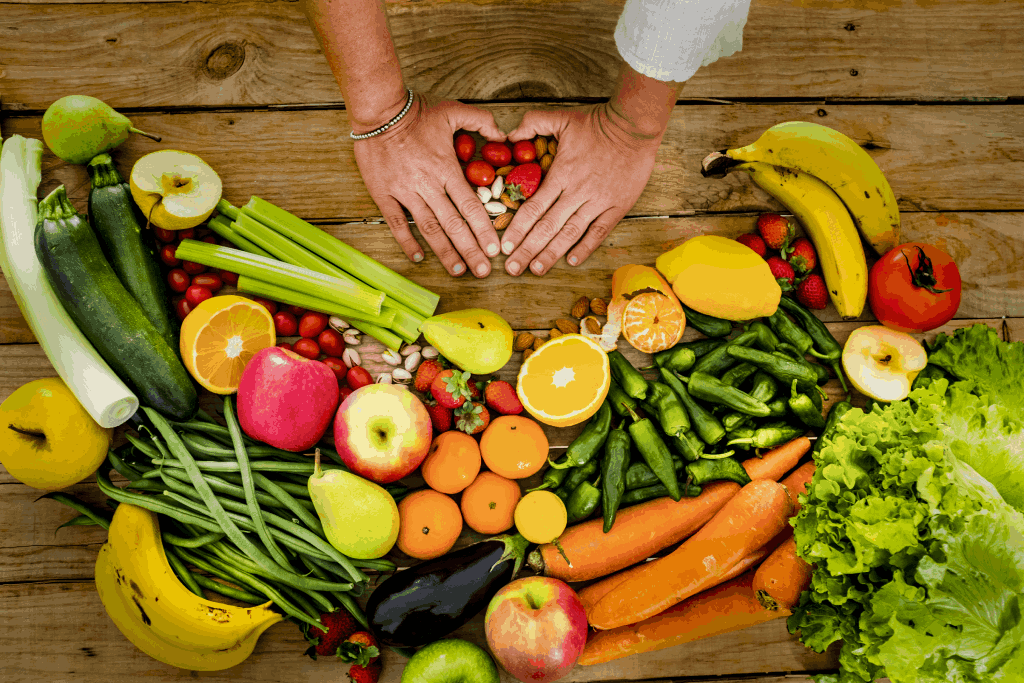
[353,93,506,277]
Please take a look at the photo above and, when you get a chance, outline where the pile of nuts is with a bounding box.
[513,294,609,360]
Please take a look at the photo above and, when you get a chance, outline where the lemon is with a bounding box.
[129,149,222,230]
[514,490,568,544]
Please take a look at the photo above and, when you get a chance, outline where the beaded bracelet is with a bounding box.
[349,89,415,140]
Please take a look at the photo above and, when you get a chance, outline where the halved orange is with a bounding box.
[515,334,610,428]
[180,295,276,394]
[621,291,685,354]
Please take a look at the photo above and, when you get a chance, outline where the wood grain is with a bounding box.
[2,0,1022,110]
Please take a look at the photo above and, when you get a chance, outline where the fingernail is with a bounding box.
[475,263,489,277]
[568,255,578,266]
[486,243,499,257]
[532,261,543,274]
[453,263,465,275]
[507,260,519,275]
[413,253,423,263]
[502,241,514,255]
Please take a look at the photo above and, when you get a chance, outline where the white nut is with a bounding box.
[391,368,412,382]
[422,346,439,359]
[490,176,504,199]
[329,316,350,330]
[342,348,361,368]
[404,351,422,372]
[343,333,360,346]
[376,373,393,384]
[476,186,492,204]
[484,202,507,217]
[400,344,421,357]
[382,349,402,366]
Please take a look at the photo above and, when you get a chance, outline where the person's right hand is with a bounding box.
[352,92,507,278]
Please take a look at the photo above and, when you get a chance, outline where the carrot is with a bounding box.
[752,534,813,611]
[780,460,815,515]
[528,481,741,582]
[587,479,793,630]
[742,436,811,481]
[578,571,785,666]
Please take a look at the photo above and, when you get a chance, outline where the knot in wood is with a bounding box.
[203,42,246,81]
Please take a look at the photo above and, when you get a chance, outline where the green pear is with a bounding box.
[42,95,161,165]
[308,451,399,559]
[420,308,513,375]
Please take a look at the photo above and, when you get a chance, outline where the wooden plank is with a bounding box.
[1,0,1022,110]
[4,105,1023,220]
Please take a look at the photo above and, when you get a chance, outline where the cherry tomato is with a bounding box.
[454,133,476,163]
[220,270,239,286]
[153,227,177,244]
[512,140,537,164]
[195,228,213,239]
[177,229,196,241]
[292,338,321,360]
[201,235,218,245]
[273,311,298,337]
[286,305,307,317]
[481,142,512,167]
[182,260,207,275]
[158,244,180,267]
[191,273,223,292]
[465,160,496,187]
[317,328,346,357]
[868,242,962,333]
[167,268,191,293]
[250,297,278,315]
[277,341,294,352]
[339,386,354,401]
[321,357,348,382]
[185,285,213,308]
[174,297,194,321]
[298,311,330,339]
[346,366,373,390]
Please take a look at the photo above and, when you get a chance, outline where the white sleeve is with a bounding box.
[614,0,753,82]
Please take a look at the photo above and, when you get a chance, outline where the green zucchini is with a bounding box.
[87,153,178,350]
[35,186,197,421]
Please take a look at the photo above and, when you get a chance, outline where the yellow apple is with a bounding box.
[842,325,928,403]
[129,149,222,230]
[0,378,112,490]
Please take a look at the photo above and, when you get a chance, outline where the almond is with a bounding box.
[590,298,608,315]
[522,348,534,360]
[495,165,515,177]
[548,139,558,156]
[555,318,579,334]
[534,136,548,159]
[500,193,521,210]
[540,153,554,174]
[585,318,601,334]
[513,331,536,351]
[493,212,513,230]
[570,296,590,318]
[549,328,563,340]
[532,336,544,351]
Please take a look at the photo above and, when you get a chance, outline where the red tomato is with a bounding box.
[250,297,278,316]
[286,305,307,317]
[220,270,239,286]
[298,311,330,339]
[191,273,223,292]
[177,229,195,241]
[292,338,321,360]
[273,311,298,337]
[321,357,348,382]
[346,366,373,390]
[512,140,537,164]
[153,227,177,244]
[201,235,218,245]
[465,161,496,187]
[182,260,207,275]
[174,297,194,321]
[185,285,213,308]
[868,242,962,333]
[277,341,294,352]
[454,133,476,163]
[167,268,190,293]
[481,142,512,167]
[339,386,354,401]
[317,328,346,357]
[159,244,180,267]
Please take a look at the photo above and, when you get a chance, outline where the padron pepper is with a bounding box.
[721,371,778,433]
[607,379,639,418]
[720,362,758,388]
[601,424,632,532]
[659,367,726,446]
[767,308,816,356]
[622,481,702,506]
[550,400,612,468]
[692,328,760,376]
[727,421,806,449]
[813,399,853,456]
[669,429,704,462]
[566,477,603,524]
[554,459,599,502]
[747,321,781,353]
[726,426,756,446]
[531,456,570,491]
[777,296,849,393]
[625,459,685,490]
[766,397,789,417]
[680,303,733,338]
[776,344,831,386]
[623,403,681,501]
[787,379,826,428]
[685,457,751,487]
[645,380,691,437]
[608,350,648,401]
[685,371,772,417]
[725,345,818,393]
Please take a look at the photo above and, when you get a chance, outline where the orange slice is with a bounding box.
[621,291,685,354]
[515,334,610,428]
[179,295,276,394]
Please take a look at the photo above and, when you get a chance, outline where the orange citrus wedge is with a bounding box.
[621,291,685,354]
[515,334,610,428]
[179,295,276,394]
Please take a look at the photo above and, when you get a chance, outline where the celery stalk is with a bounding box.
[208,216,272,258]
[216,199,240,221]
[233,210,350,280]
[387,307,425,344]
[345,320,403,352]
[236,277,396,328]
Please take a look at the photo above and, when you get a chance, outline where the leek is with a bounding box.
[236,276,396,328]
[207,215,272,258]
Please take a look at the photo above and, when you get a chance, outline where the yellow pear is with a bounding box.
[420,308,514,374]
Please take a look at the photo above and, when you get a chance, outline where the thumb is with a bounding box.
[508,110,566,143]
[449,103,506,142]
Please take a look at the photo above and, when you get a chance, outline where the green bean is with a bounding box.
[39,492,112,530]
[162,530,225,548]
[106,447,145,481]
[252,472,323,536]
[97,467,228,534]
[180,432,311,463]
[124,432,163,461]
[147,458,342,474]
[302,556,372,629]
[207,540,332,615]
[194,408,221,425]
[299,556,364,623]
[191,574,267,605]
[156,467,288,510]
[163,544,206,598]
[279,584,324,622]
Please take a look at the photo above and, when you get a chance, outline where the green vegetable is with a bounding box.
[776,296,848,392]
[721,371,779,433]
[554,459,599,502]
[725,345,818,392]
[608,350,648,401]
[566,478,602,524]
[766,397,788,417]
[207,215,272,258]
[692,328,759,376]
[624,459,685,490]
[668,429,704,462]
[607,379,639,417]
[925,323,1024,420]
[684,457,751,486]
[233,208,350,279]
[653,339,726,373]
[659,368,725,445]
[533,457,570,491]
[787,380,826,428]
[680,303,732,337]
[910,363,950,392]
[601,424,631,531]
[776,344,831,386]
[645,381,691,437]
[686,371,772,417]
[720,362,758,388]
[622,482,701,506]
[766,308,814,356]
[747,321,780,353]
[624,403,681,501]
[554,401,612,468]
[727,422,805,449]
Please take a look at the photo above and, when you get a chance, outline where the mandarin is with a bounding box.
[421,431,481,494]
[460,471,521,535]
[479,415,549,479]
[396,489,463,560]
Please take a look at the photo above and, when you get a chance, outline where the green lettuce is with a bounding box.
[926,323,1024,421]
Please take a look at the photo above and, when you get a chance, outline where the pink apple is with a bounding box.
[333,384,432,484]
[237,347,339,452]
[484,576,588,682]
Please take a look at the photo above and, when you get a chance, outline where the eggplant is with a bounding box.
[366,534,529,647]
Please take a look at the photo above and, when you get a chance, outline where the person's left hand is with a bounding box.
[499,104,664,276]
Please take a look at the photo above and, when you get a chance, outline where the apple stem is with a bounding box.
[8,424,45,439]
[129,126,162,143]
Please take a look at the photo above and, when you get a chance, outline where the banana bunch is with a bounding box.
[94,503,283,671]
[702,121,901,319]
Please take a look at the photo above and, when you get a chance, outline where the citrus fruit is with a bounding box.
[515,334,611,428]
[514,490,567,544]
[479,415,549,479]
[421,431,481,494]
[179,295,276,394]
[129,149,222,230]
[460,471,521,535]
[396,489,463,560]
[621,291,685,354]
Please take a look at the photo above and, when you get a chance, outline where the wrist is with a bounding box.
[606,63,681,140]
[348,84,411,136]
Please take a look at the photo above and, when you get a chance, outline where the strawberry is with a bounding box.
[757,214,795,251]
[467,377,483,401]
[455,401,491,435]
[484,380,523,415]
[347,662,382,683]
[504,163,542,201]
[425,401,453,432]
[735,233,767,258]
[414,358,444,393]
[766,256,796,291]
[303,610,359,660]
[430,369,474,409]
[796,273,829,310]
[786,237,817,274]
[338,631,380,667]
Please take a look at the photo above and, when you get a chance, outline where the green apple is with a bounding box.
[420,308,513,375]
[401,638,500,683]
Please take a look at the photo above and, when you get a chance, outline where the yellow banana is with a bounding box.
[94,503,283,671]
[736,162,868,319]
[703,121,900,255]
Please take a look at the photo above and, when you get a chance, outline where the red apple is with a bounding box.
[334,384,432,484]
[484,576,587,682]
[237,346,339,452]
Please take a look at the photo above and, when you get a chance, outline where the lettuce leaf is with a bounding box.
[926,323,1024,421]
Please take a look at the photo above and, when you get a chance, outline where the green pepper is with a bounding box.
[787,380,826,428]
[608,350,648,401]
[601,424,632,531]
[777,296,849,393]
[725,345,818,392]
[775,344,831,386]
[622,482,702,506]
[680,303,733,338]
[659,368,726,445]
[720,362,758,388]
[566,478,603,523]
[531,456,570,491]
[692,328,759,376]
[721,371,779,432]
[607,379,639,418]
[685,457,751,486]
[766,397,789,417]
[726,426,755,446]
[685,371,772,417]
[813,400,853,456]
[554,459,599,502]
[651,346,696,374]
[623,403,681,501]
[625,459,685,490]
[552,400,611,468]
[669,429,704,462]
[767,308,815,356]
[748,321,780,353]
[727,423,806,449]
[722,412,749,433]
[645,381,690,437]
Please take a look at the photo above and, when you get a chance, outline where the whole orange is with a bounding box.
[479,415,549,479]
[396,489,463,560]
[460,471,522,535]
[421,431,481,494]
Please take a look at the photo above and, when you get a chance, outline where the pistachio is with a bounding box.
[376,373,393,384]
[404,352,422,372]
[484,201,508,217]
[329,316,350,330]
[422,346,439,359]
[342,348,361,368]
[382,349,402,366]
[391,368,412,383]
[476,186,492,204]
[400,344,421,356]
[490,176,504,199]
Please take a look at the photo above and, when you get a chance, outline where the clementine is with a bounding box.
[421,431,481,494]
[479,415,549,479]
[460,471,521,535]
[396,489,463,560]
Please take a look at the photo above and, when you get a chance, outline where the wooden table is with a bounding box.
[1,0,1022,680]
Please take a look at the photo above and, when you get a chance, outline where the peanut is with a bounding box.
[548,139,558,156]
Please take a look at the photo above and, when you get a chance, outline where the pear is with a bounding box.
[42,95,161,165]
[420,308,514,375]
[308,450,400,560]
